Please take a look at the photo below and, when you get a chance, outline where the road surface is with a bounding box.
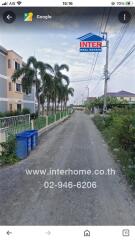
[0,111,135,225]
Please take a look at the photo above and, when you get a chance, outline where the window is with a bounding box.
[9,82,12,91]
[8,59,11,68]
[17,104,21,112]
[16,83,21,92]
[15,61,20,70]
[9,104,12,112]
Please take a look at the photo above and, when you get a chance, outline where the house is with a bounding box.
[86,97,96,101]
[0,45,35,113]
[106,90,135,103]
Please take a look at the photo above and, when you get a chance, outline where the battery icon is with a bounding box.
[126,1,131,4]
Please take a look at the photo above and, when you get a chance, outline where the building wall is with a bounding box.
[0,51,7,75]
[6,50,23,112]
[23,102,35,113]
[0,48,8,112]
[23,86,35,113]
[117,96,135,102]
[0,46,36,113]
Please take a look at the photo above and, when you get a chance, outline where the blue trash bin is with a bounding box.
[25,130,38,150]
[16,131,33,159]
[23,132,33,152]
[16,134,29,159]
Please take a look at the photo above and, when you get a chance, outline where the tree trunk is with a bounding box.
[61,101,62,111]
[36,81,40,116]
[47,96,50,115]
[37,97,40,116]
[55,98,57,114]
[42,104,44,116]
[52,101,54,114]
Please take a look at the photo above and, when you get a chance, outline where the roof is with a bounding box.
[0,45,22,59]
[0,45,8,55]
[106,90,135,97]
[78,33,104,42]
[8,50,22,59]
[87,97,96,101]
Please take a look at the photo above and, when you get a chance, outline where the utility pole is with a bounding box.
[86,85,89,99]
[101,32,109,113]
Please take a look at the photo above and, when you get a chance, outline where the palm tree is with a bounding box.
[53,64,70,113]
[12,56,53,116]
[40,93,45,115]
[63,86,74,110]
[41,73,54,115]
[57,82,65,111]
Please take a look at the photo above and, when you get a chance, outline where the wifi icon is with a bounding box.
[17,1,22,5]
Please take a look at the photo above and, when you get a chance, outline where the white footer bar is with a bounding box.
[0,226,134,240]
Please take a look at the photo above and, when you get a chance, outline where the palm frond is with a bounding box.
[59,64,69,72]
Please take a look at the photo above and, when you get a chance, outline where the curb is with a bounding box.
[38,115,69,136]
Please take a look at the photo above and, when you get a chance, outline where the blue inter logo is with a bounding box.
[78,33,104,52]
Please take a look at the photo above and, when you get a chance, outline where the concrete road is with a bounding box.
[0,111,135,225]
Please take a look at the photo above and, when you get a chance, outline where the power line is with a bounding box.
[88,8,106,83]
[103,7,111,32]
[111,8,135,66]
[110,44,135,76]
[110,24,127,60]
[89,8,111,96]
[91,76,104,95]
[110,9,134,62]
[88,9,106,83]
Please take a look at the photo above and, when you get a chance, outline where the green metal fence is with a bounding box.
[0,114,31,141]
[0,110,73,144]
[34,116,46,130]
[56,112,61,121]
[48,114,55,125]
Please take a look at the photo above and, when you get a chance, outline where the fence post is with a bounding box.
[46,116,48,126]
[55,114,57,122]
[31,120,34,130]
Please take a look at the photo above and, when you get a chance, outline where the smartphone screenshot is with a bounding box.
[0,0,135,239]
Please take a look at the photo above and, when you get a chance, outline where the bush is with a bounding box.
[0,108,32,118]
[22,108,30,115]
[92,114,106,131]
[0,134,19,165]
[93,109,135,185]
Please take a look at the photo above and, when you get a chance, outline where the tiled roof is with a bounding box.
[106,90,135,97]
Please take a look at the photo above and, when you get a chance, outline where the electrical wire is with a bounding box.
[110,44,135,76]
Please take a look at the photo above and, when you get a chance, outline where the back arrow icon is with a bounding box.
[7,230,12,235]
[7,15,12,20]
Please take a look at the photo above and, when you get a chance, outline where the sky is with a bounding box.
[0,7,135,104]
